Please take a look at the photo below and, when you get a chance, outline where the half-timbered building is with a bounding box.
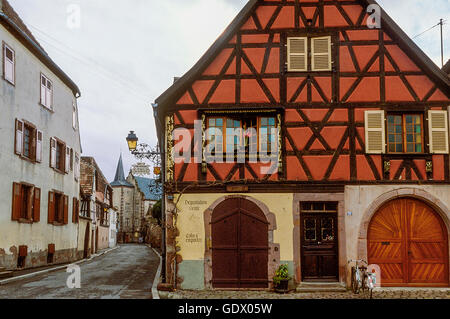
[154,0,450,290]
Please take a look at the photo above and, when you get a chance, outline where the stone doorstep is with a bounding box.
[296,282,347,293]
[0,271,14,280]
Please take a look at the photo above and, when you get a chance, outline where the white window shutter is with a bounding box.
[15,119,23,155]
[312,36,332,71]
[287,37,307,72]
[74,152,80,181]
[65,146,70,173]
[365,110,385,154]
[428,110,449,154]
[41,77,46,106]
[50,138,57,168]
[36,130,43,163]
[4,46,14,84]
[72,103,77,129]
[46,88,52,109]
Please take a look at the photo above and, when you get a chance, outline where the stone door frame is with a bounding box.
[203,195,279,290]
[293,193,347,285]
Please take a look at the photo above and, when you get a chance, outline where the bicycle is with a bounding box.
[348,259,376,299]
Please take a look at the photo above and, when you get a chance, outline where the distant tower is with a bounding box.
[111,154,134,243]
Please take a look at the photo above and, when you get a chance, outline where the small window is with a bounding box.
[54,193,63,223]
[12,183,40,223]
[259,117,276,153]
[50,138,66,172]
[19,185,33,220]
[40,74,53,109]
[56,141,63,170]
[287,36,332,72]
[207,118,224,154]
[3,44,15,84]
[72,103,77,129]
[226,119,242,153]
[205,115,279,156]
[387,114,424,154]
[15,119,40,162]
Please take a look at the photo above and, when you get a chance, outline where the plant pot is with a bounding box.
[275,279,290,292]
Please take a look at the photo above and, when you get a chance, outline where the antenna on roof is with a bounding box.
[440,19,444,68]
[412,19,446,67]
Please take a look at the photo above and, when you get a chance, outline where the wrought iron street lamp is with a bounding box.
[126,130,166,283]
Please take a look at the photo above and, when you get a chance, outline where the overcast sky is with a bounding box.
[8,0,449,181]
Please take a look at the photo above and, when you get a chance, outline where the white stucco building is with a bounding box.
[0,0,82,270]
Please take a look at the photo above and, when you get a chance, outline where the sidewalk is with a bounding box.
[0,246,119,286]
[165,288,450,300]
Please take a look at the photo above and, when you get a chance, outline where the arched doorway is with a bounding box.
[211,197,269,289]
[368,198,449,287]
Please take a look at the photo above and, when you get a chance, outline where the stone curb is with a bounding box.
[148,245,162,300]
[0,245,120,286]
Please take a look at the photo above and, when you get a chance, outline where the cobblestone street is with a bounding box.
[167,288,450,300]
[0,245,159,299]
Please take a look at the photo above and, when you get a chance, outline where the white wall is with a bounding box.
[0,25,81,267]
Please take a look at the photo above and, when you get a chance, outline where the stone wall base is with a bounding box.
[0,247,79,270]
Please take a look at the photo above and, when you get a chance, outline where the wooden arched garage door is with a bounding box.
[211,198,269,289]
[368,198,449,287]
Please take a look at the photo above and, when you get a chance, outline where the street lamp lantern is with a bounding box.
[126,131,138,152]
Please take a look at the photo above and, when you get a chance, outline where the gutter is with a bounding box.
[0,12,81,97]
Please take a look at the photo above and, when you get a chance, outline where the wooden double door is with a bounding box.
[301,213,339,281]
[368,198,449,287]
[211,198,269,289]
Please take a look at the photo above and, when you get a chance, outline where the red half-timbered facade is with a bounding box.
[155,0,450,290]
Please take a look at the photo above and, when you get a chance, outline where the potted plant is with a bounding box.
[273,264,291,292]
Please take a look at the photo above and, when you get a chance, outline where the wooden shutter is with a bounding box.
[72,197,77,223]
[312,36,332,71]
[65,145,70,173]
[4,45,14,84]
[63,195,69,224]
[50,138,57,168]
[428,110,449,154]
[287,37,307,72]
[365,110,386,154]
[48,191,55,224]
[15,119,23,155]
[36,130,43,163]
[11,182,21,221]
[33,188,41,222]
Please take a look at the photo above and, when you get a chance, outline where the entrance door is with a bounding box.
[211,198,269,289]
[300,202,339,282]
[368,198,449,287]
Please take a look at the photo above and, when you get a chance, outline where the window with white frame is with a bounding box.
[3,43,15,84]
[40,74,53,109]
